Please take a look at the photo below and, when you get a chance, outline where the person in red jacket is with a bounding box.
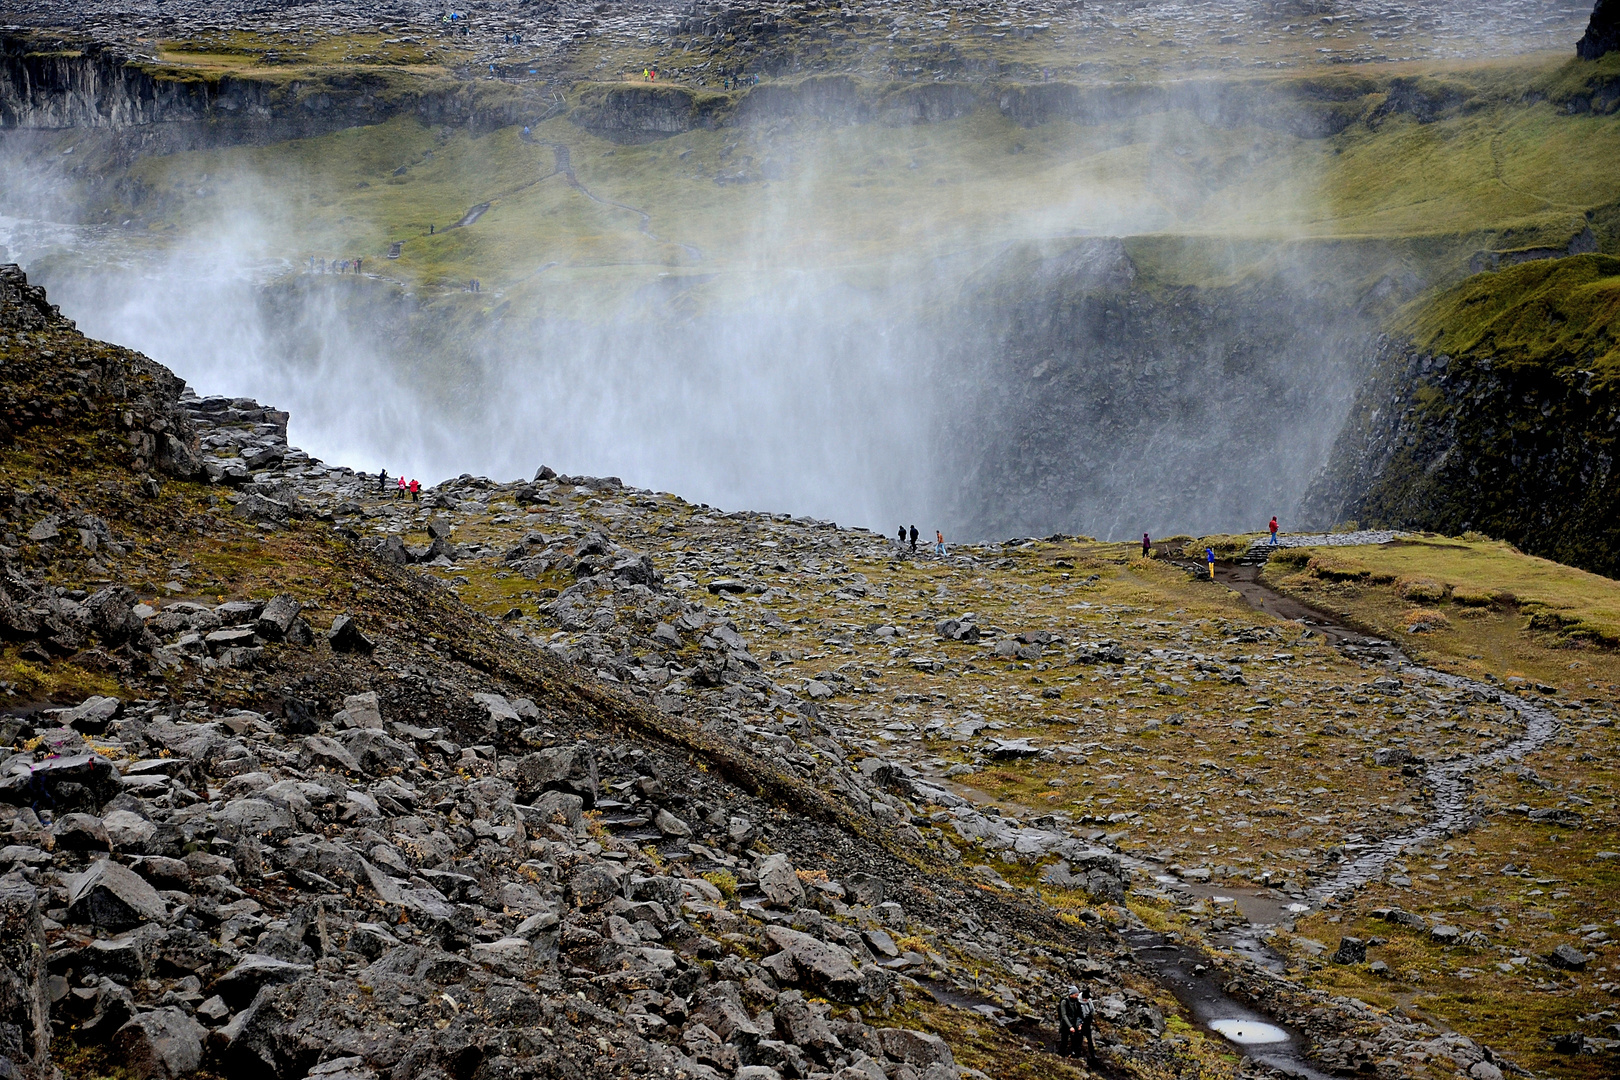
[409,479,421,503]
[1269,516,1279,545]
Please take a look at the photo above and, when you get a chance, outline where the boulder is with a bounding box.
[337,728,415,775]
[757,853,807,909]
[1331,937,1366,964]
[326,614,374,654]
[513,742,599,808]
[67,859,168,930]
[212,954,314,1008]
[764,926,866,1003]
[64,696,121,734]
[53,812,111,851]
[878,1028,954,1067]
[112,1007,206,1079]
[1547,943,1589,971]
[0,880,50,1080]
[255,595,302,640]
[566,865,620,909]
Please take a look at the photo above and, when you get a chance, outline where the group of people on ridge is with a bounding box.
[1139,516,1281,579]
[378,469,421,502]
[895,525,945,556]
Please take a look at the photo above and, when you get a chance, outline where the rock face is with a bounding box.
[1300,256,1620,578]
[1578,0,1620,60]
[0,881,50,1080]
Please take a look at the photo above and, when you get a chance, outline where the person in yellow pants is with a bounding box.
[1206,547,1216,579]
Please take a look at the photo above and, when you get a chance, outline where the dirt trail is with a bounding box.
[1173,554,1561,903]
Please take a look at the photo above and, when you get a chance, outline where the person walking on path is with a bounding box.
[1077,986,1098,1062]
[908,525,918,554]
[1142,533,1151,557]
[377,468,387,495]
[935,530,945,556]
[1206,546,1216,580]
[1057,986,1084,1057]
[396,475,408,501]
[897,525,905,550]
[408,479,421,503]
[1269,516,1279,545]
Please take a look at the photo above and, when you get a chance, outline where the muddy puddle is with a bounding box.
[1124,929,1340,1080]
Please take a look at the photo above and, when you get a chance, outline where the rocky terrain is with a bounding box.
[1,0,1599,88]
[1,266,1616,1080]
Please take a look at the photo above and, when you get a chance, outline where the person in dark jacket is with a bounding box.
[908,525,918,553]
[1142,532,1151,557]
[1057,985,1084,1056]
[1077,985,1097,1060]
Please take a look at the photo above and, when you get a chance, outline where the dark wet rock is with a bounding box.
[757,852,806,909]
[255,594,302,639]
[67,858,168,930]
[53,811,111,850]
[1547,943,1589,971]
[877,1027,953,1067]
[0,879,50,1080]
[64,695,122,734]
[513,742,599,807]
[567,865,620,909]
[112,1006,207,1079]
[1331,937,1367,964]
[213,954,315,1008]
[1578,0,1620,60]
[326,614,375,653]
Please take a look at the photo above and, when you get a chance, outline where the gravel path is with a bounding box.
[1249,530,1410,551]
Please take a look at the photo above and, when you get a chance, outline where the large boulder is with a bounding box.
[877,1028,954,1067]
[67,859,168,931]
[763,926,865,1003]
[0,880,50,1080]
[513,743,599,808]
[112,1007,206,1079]
[756,853,807,909]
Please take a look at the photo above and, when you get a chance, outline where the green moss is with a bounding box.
[1401,253,1620,383]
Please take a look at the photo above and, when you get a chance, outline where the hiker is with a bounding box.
[355,257,363,275]
[430,224,435,235]
[908,525,918,554]
[897,525,905,550]
[396,475,407,501]
[1077,985,1098,1061]
[935,530,945,556]
[1142,532,1151,557]
[1057,985,1084,1057]
[409,479,421,503]
[377,468,387,494]
[1269,516,1279,545]
[1206,546,1216,580]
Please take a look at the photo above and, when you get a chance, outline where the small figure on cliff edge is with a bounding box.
[409,479,421,503]
[1206,547,1216,580]
[396,475,408,501]
[1269,516,1279,546]
[1142,532,1151,557]
[908,525,918,554]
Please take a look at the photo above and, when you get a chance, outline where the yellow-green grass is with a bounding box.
[1400,254,1620,383]
[1264,535,1620,689]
